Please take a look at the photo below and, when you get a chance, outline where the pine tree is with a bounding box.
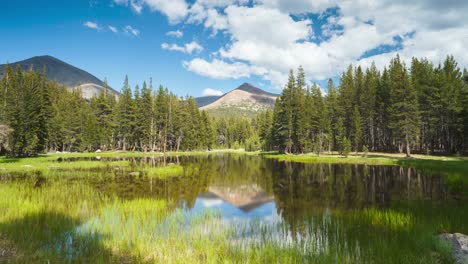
[291,66,307,153]
[361,64,378,150]
[115,75,135,151]
[272,70,295,153]
[339,65,355,138]
[387,55,420,157]
[351,105,362,152]
[325,79,339,152]
[137,81,154,151]
[441,56,464,153]
[91,80,115,150]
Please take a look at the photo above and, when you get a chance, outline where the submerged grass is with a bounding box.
[0,151,466,263]
[0,176,462,263]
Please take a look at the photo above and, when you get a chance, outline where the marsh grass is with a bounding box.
[0,178,461,263]
[0,151,466,263]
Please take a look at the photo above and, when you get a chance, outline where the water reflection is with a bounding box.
[1,154,466,262]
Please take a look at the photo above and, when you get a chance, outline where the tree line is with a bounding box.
[265,55,468,156]
[0,66,259,157]
[0,54,467,157]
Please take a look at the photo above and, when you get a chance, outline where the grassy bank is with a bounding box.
[0,150,238,177]
[264,152,468,176]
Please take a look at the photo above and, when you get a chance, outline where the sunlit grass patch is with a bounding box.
[143,164,184,179]
[0,156,131,174]
[358,208,413,230]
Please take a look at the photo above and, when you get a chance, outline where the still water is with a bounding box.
[2,154,467,263]
[77,154,460,220]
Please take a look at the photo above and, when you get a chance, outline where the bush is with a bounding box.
[245,135,262,151]
[343,137,351,158]
[363,145,369,158]
[314,134,321,156]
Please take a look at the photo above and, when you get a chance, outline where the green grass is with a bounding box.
[264,152,468,177]
[0,151,466,263]
[0,174,461,263]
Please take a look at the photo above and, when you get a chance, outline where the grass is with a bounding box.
[0,150,466,263]
[264,151,468,178]
[1,177,455,263]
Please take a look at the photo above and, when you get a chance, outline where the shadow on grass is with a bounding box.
[0,211,136,263]
[0,158,21,164]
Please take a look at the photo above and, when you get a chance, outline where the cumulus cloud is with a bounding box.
[114,0,188,24]
[183,58,267,79]
[254,0,336,14]
[166,30,183,38]
[83,21,100,30]
[161,41,204,54]
[202,88,224,96]
[179,0,468,89]
[123,25,140,36]
[110,0,468,88]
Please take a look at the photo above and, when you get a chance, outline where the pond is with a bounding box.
[0,153,467,263]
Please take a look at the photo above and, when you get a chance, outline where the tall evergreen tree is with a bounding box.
[387,56,420,157]
[115,75,135,151]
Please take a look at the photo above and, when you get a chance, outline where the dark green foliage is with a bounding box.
[265,54,467,156]
[343,137,352,157]
[1,53,466,156]
[0,68,241,156]
[1,66,52,156]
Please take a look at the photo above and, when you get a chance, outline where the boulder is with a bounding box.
[440,233,468,264]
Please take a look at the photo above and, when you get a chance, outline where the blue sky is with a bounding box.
[1,0,467,97]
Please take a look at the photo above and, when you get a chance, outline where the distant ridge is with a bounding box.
[195,95,221,108]
[0,55,118,99]
[199,83,278,118]
[235,83,278,97]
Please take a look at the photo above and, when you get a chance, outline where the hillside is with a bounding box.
[199,83,278,118]
[195,95,221,107]
[0,55,118,99]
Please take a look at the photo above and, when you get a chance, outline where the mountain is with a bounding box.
[199,83,278,118]
[195,95,221,108]
[0,55,118,99]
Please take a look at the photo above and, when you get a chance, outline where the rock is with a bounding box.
[440,233,468,264]
[95,149,102,153]
[129,172,140,176]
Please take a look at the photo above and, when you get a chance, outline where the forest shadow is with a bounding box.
[0,211,137,263]
[0,157,21,164]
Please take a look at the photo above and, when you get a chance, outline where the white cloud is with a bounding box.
[114,0,188,24]
[181,0,468,89]
[83,21,100,30]
[200,198,223,208]
[108,25,118,33]
[183,58,267,79]
[161,41,204,54]
[202,88,224,96]
[224,5,312,48]
[123,25,140,36]
[166,30,183,38]
[254,0,337,14]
